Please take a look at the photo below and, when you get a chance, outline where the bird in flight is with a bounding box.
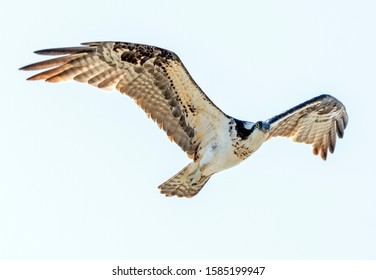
[20,41,348,198]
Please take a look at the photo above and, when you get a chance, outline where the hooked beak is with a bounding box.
[262,122,270,132]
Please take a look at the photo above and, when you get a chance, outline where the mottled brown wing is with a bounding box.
[266,94,349,160]
[20,41,228,159]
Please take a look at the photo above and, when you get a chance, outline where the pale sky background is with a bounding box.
[1,0,375,259]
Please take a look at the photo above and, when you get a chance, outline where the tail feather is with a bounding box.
[158,164,211,198]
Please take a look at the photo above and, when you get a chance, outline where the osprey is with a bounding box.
[20,41,348,198]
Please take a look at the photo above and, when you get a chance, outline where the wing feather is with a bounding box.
[27,64,73,81]
[267,94,348,160]
[20,41,228,159]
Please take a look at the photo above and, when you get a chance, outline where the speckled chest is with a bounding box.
[231,140,255,159]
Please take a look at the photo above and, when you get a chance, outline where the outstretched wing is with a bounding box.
[266,94,348,160]
[20,41,228,159]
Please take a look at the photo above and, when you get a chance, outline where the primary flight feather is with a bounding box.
[20,41,349,198]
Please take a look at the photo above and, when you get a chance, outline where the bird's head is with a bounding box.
[233,119,270,141]
[237,120,271,152]
[248,121,271,144]
[253,121,270,133]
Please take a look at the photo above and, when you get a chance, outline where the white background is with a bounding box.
[1,0,375,259]
[2,260,376,280]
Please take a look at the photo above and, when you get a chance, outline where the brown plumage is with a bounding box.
[266,95,349,160]
[20,41,230,197]
[20,42,227,160]
[20,41,349,198]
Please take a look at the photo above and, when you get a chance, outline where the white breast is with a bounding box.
[198,132,242,176]
[199,124,269,177]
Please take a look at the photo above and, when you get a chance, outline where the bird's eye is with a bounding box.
[255,122,261,128]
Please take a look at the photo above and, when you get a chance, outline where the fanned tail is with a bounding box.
[158,164,211,198]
